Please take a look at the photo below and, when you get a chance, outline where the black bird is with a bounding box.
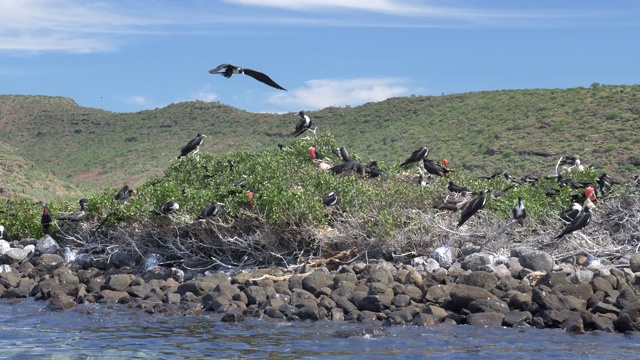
[308,145,326,160]
[521,175,539,185]
[560,201,582,223]
[41,203,52,234]
[332,147,352,162]
[400,147,428,167]
[512,196,527,224]
[448,181,474,195]
[209,64,286,90]
[457,190,489,228]
[330,160,366,176]
[554,200,593,239]
[227,160,237,172]
[322,191,338,207]
[234,175,248,188]
[366,161,384,178]
[58,198,89,222]
[178,133,207,159]
[158,201,179,215]
[198,201,224,219]
[291,111,313,137]
[477,171,502,180]
[504,173,523,185]
[115,185,135,205]
[423,158,452,177]
[544,187,561,197]
[277,143,287,151]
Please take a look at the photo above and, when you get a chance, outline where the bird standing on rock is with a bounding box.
[457,190,489,228]
[178,133,207,159]
[209,64,287,90]
[41,202,52,234]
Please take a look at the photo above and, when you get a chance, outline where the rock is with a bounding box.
[412,313,440,326]
[2,278,34,298]
[0,271,21,288]
[459,271,498,290]
[0,264,11,273]
[518,251,554,272]
[36,235,59,254]
[358,294,391,312]
[629,253,640,273]
[533,288,587,312]
[295,304,320,320]
[330,308,345,321]
[244,285,268,306]
[461,254,494,272]
[449,284,499,311]
[591,276,614,293]
[537,272,568,288]
[591,302,620,315]
[0,240,10,255]
[467,312,505,327]
[424,284,454,303]
[302,271,334,294]
[334,296,358,314]
[106,274,133,292]
[332,326,388,338]
[221,312,245,323]
[33,254,65,268]
[553,283,593,301]
[542,309,583,331]
[47,291,76,311]
[98,290,131,304]
[592,315,615,332]
[431,246,453,268]
[403,284,423,302]
[570,269,594,284]
[467,299,509,314]
[504,310,532,327]
[1,248,30,264]
[392,294,411,307]
[422,305,448,320]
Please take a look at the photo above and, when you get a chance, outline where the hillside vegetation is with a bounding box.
[1,83,639,200]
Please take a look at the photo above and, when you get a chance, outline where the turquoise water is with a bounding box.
[0,298,638,359]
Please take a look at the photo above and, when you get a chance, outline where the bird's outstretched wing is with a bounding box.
[242,68,287,90]
[209,64,230,74]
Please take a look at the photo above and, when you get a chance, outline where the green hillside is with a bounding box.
[1,83,639,200]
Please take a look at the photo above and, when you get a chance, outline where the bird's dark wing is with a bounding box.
[401,148,427,166]
[340,147,352,162]
[115,185,129,201]
[242,68,287,90]
[457,193,486,227]
[208,64,230,74]
[180,137,202,155]
[291,118,309,137]
[423,160,444,177]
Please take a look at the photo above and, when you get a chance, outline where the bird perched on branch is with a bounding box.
[554,199,594,239]
[178,133,207,159]
[560,199,582,223]
[58,198,89,222]
[157,201,179,215]
[512,196,527,224]
[291,111,313,137]
[115,185,135,205]
[322,191,338,207]
[209,64,286,90]
[457,190,489,228]
[400,146,428,168]
[198,201,224,219]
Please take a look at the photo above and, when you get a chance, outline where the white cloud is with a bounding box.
[191,85,218,102]
[268,77,410,109]
[226,0,432,16]
[121,95,148,106]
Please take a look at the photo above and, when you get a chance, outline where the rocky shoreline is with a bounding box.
[1,235,640,335]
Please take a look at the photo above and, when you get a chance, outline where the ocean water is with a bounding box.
[0,298,638,359]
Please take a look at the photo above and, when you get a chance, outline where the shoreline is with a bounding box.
[1,235,639,335]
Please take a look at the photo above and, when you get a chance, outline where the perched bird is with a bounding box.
[504,173,523,185]
[247,189,256,207]
[544,187,561,197]
[400,147,428,167]
[291,111,313,137]
[330,160,366,176]
[178,133,207,159]
[209,64,286,90]
[41,203,52,234]
[512,196,527,224]
[560,155,581,170]
[322,191,338,207]
[277,143,287,151]
[457,190,489,228]
[198,201,224,219]
[520,175,539,185]
[366,161,384,178]
[560,201,582,223]
[58,198,89,222]
[431,197,469,212]
[423,158,452,177]
[332,147,352,162]
[554,200,594,239]
[0,225,6,240]
[448,181,474,195]
[115,185,135,205]
[158,201,179,215]
[477,171,502,180]
[227,160,237,172]
[308,145,325,160]
[416,173,429,187]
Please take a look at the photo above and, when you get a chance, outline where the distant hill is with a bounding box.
[1,83,639,200]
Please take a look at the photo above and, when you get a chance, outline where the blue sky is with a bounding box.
[1,1,639,114]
